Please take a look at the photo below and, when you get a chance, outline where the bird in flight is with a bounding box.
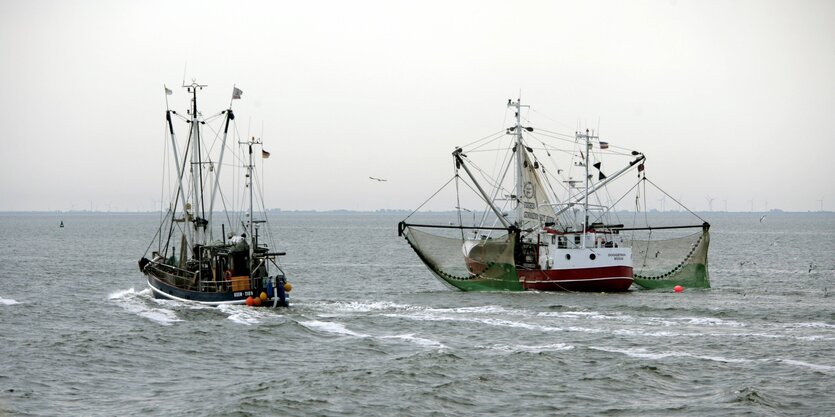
[369,177,387,182]
[759,215,766,223]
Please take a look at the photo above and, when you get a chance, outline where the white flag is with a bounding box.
[165,86,172,95]
[232,87,243,99]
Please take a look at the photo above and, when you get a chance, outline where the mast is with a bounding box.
[577,129,595,248]
[186,82,209,246]
[239,135,261,259]
[507,98,529,227]
[248,139,254,249]
[206,108,234,241]
[166,108,192,250]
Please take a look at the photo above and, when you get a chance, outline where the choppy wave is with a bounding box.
[591,346,753,363]
[299,320,369,337]
[776,358,835,373]
[217,304,263,325]
[479,343,574,353]
[109,287,182,326]
[379,334,447,349]
[299,319,448,349]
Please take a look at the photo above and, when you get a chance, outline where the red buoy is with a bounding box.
[245,296,254,306]
[674,285,683,293]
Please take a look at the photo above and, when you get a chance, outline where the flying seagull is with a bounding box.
[759,215,767,223]
[369,176,387,182]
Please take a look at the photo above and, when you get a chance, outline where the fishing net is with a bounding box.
[400,223,523,291]
[622,228,710,289]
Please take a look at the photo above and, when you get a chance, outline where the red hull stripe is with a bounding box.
[518,266,633,281]
[518,266,634,292]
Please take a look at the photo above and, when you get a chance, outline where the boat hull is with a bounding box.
[144,264,287,306]
[518,266,634,292]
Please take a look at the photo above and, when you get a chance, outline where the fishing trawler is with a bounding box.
[138,82,292,306]
[399,98,710,291]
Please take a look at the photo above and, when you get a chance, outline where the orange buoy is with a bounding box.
[284,282,293,292]
[245,296,254,306]
[253,296,262,306]
[674,285,683,293]
[260,292,267,301]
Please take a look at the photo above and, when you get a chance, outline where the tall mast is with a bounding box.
[507,98,529,227]
[166,108,192,250]
[577,128,596,247]
[187,82,208,246]
[248,140,254,248]
[207,108,234,241]
[239,135,261,259]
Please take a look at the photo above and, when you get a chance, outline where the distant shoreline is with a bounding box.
[0,209,832,215]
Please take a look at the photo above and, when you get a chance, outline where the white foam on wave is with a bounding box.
[427,305,515,315]
[481,343,574,353]
[794,335,835,341]
[298,320,447,349]
[216,304,262,325]
[672,317,745,327]
[790,322,835,329]
[591,346,752,363]
[383,312,567,333]
[109,287,182,326]
[777,359,835,373]
[313,300,418,314]
[538,310,632,321]
[299,320,369,337]
[380,334,447,349]
[0,296,20,305]
[612,328,688,337]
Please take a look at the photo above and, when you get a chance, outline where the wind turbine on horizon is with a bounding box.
[705,195,715,212]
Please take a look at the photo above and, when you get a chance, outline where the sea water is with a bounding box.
[0,212,833,416]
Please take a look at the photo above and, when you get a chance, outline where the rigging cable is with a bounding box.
[402,175,458,221]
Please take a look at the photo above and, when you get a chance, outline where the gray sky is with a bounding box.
[1,0,833,212]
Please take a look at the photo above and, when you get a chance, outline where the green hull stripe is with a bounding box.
[432,263,523,291]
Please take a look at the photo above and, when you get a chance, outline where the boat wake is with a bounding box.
[216,304,266,325]
[299,319,447,349]
[109,287,183,326]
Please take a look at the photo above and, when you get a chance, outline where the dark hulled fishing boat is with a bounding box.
[138,82,292,306]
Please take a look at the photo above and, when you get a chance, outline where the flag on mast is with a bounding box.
[165,86,172,95]
[599,141,609,149]
[232,87,243,99]
[262,150,271,159]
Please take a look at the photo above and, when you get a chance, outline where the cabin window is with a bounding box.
[589,253,596,260]
[565,254,571,260]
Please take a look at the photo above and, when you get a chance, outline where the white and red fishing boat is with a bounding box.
[400,98,709,292]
